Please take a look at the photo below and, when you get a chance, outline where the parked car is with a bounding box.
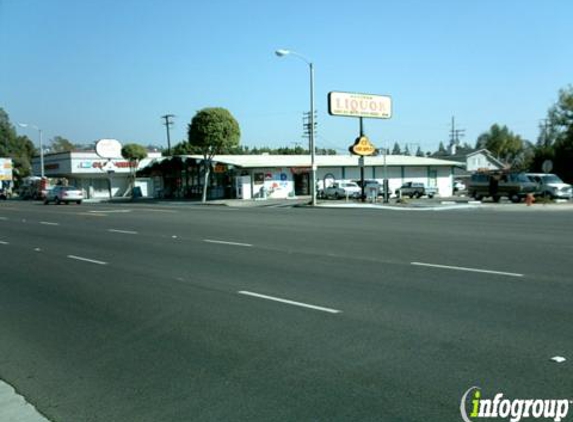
[395,182,437,198]
[323,181,361,199]
[453,179,466,193]
[467,172,538,202]
[526,173,572,199]
[44,186,83,205]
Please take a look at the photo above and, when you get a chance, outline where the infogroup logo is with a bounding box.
[460,387,571,422]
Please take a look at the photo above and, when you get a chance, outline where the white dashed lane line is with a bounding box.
[0,240,8,245]
[203,239,253,247]
[238,291,342,314]
[67,255,108,265]
[40,221,60,226]
[107,229,138,235]
[411,262,524,278]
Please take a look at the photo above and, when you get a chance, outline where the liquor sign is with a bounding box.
[328,92,392,119]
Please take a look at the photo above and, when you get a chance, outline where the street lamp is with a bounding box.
[18,122,44,178]
[275,48,317,206]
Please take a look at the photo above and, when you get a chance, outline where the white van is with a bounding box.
[526,173,572,199]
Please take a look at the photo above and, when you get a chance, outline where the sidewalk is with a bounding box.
[0,380,51,422]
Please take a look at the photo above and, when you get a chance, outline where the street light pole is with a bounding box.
[275,49,317,206]
[18,123,44,178]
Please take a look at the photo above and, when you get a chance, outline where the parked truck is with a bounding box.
[395,182,437,198]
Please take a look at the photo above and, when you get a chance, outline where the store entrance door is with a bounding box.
[294,173,310,195]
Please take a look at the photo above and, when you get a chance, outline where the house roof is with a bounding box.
[466,149,507,168]
[175,154,464,169]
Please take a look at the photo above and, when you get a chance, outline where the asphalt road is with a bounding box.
[1,201,572,422]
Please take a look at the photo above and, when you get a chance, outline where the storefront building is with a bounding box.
[142,154,464,200]
[32,151,161,199]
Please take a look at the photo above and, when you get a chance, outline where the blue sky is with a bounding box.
[1,0,571,154]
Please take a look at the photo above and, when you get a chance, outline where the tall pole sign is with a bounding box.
[328,91,392,202]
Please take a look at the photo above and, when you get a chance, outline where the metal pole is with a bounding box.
[383,141,389,203]
[39,128,45,179]
[359,118,365,202]
[309,62,316,206]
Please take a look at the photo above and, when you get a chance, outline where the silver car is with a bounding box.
[44,186,83,205]
[527,173,572,199]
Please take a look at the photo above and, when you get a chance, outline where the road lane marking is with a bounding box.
[0,240,8,245]
[107,229,138,235]
[40,221,60,226]
[238,291,341,314]
[0,216,7,220]
[88,210,131,214]
[204,239,253,247]
[139,208,177,213]
[77,212,106,217]
[67,255,108,265]
[410,262,524,278]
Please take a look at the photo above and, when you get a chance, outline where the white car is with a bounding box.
[323,182,361,199]
[527,173,572,199]
[44,186,83,205]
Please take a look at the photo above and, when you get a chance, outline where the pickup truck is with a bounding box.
[395,182,437,198]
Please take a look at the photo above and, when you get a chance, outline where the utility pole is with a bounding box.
[449,116,465,154]
[538,119,550,147]
[161,114,175,156]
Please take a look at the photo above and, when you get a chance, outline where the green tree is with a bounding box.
[532,86,573,181]
[188,107,241,202]
[415,146,424,157]
[0,107,35,181]
[475,124,527,168]
[391,142,401,155]
[171,141,200,155]
[121,143,148,194]
[404,145,411,156]
[50,135,75,152]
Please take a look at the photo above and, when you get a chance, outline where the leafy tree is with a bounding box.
[121,143,148,193]
[171,141,200,155]
[532,86,573,181]
[404,145,411,156]
[50,136,74,152]
[391,142,401,155]
[475,124,527,168]
[188,107,241,202]
[0,107,35,181]
[415,146,424,157]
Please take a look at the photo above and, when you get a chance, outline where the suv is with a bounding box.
[467,172,538,202]
[526,173,572,200]
[395,182,437,198]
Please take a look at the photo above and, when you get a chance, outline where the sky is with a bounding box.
[1,0,572,154]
